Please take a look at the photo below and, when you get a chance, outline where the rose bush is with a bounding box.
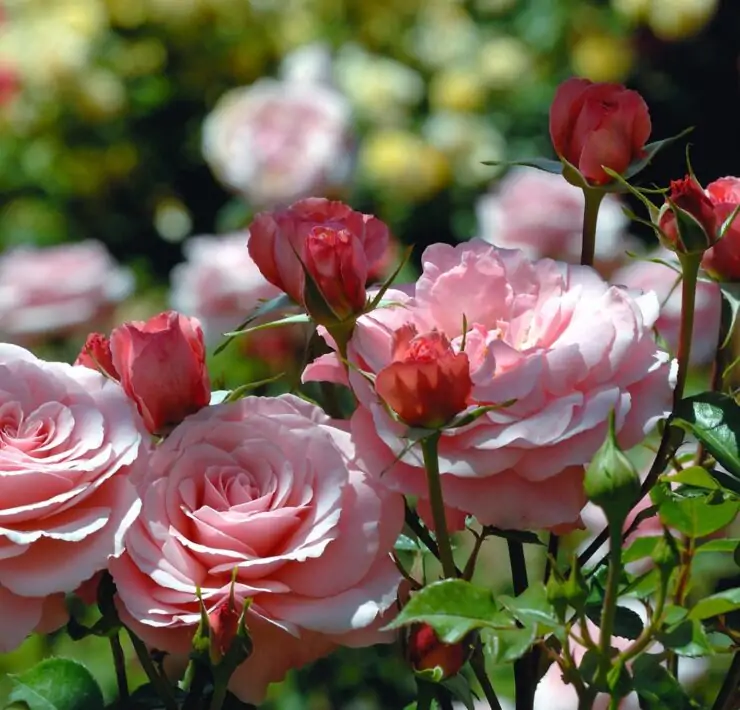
[304,240,673,531]
[0,343,146,652]
[0,241,132,343]
[110,393,404,704]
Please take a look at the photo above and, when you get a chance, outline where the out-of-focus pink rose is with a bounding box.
[0,344,146,653]
[170,233,283,343]
[0,241,133,343]
[476,167,633,272]
[549,78,651,186]
[248,198,389,308]
[375,327,472,428]
[703,176,740,281]
[304,240,673,532]
[110,394,404,705]
[612,249,721,365]
[75,332,119,380]
[202,78,353,207]
[110,311,210,436]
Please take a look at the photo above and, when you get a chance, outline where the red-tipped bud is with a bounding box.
[657,175,719,254]
[208,597,240,665]
[375,327,472,428]
[406,623,467,679]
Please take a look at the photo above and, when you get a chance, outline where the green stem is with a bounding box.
[544,533,559,584]
[209,678,229,710]
[420,433,457,579]
[580,188,605,267]
[597,524,624,684]
[672,253,701,411]
[712,651,740,710]
[125,627,179,710]
[109,632,129,704]
[416,678,436,710]
[508,540,533,710]
[470,641,505,710]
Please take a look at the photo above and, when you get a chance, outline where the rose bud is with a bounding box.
[375,327,472,429]
[657,175,719,254]
[702,176,740,281]
[208,597,241,665]
[406,623,468,679]
[549,77,651,185]
[75,332,119,380]
[110,311,210,435]
[304,226,368,322]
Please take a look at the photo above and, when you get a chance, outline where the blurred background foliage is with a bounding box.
[1,0,740,707]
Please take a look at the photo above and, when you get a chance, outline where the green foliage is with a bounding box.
[6,658,105,710]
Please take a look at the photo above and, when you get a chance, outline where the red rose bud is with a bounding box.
[110,311,211,435]
[702,176,740,281]
[375,326,472,428]
[406,623,467,679]
[75,333,119,380]
[304,226,367,321]
[549,78,651,185]
[657,175,719,254]
[208,597,240,665]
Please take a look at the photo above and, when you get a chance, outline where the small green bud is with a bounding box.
[584,411,641,529]
[546,571,569,621]
[563,555,589,613]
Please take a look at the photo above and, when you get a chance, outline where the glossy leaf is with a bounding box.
[658,618,714,657]
[214,293,292,354]
[8,659,105,710]
[623,536,663,564]
[484,624,537,664]
[673,392,740,478]
[658,493,740,538]
[688,587,740,620]
[697,538,740,554]
[385,579,501,643]
[498,582,561,631]
[480,157,563,174]
[663,466,720,490]
[632,653,699,709]
[585,604,644,641]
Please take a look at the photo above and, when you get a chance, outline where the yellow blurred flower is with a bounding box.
[105,0,147,29]
[408,3,480,69]
[571,33,634,83]
[611,0,650,22]
[478,36,533,91]
[429,67,486,113]
[423,111,506,186]
[111,39,168,78]
[359,129,450,201]
[76,69,127,120]
[647,0,719,40]
[335,44,424,125]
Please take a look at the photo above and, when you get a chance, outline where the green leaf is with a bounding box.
[688,587,740,620]
[719,283,740,351]
[673,392,740,478]
[632,653,699,709]
[8,659,105,710]
[696,538,740,554]
[440,675,476,710]
[497,583,561,632]
[480,157,563,174]
[483,624,537,664]
[658,493,740,538]
[384,579,501,643]
[213,293,293,355]
[623,536,663,564]
[657,618,714,657]
[662,465,720,490]
[624,127,694,180]
[223,312,311,337]
[584,604,644,641]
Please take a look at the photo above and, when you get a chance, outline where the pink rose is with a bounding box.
[0,344,146,652]
[304,240,673,532]
[476,167,633,271]
[612,249,721,365]
[110,394,404,704]
[110,311,211,436]
[169,233,282,343]
[248,198,390,306]
[703,176,740,281]
[202,78,353,207]
[0,241,133,343]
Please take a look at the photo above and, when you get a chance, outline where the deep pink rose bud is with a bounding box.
[702,176,740,281]
[208,597,240,665]
[304,226,367,320]
[110,311,210,435]
[247,197,389,310]
[658,175,719,254]
[375,326,472,428]
[75,333,119,380]
[549,77,651,185]
[406,623,467,679]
